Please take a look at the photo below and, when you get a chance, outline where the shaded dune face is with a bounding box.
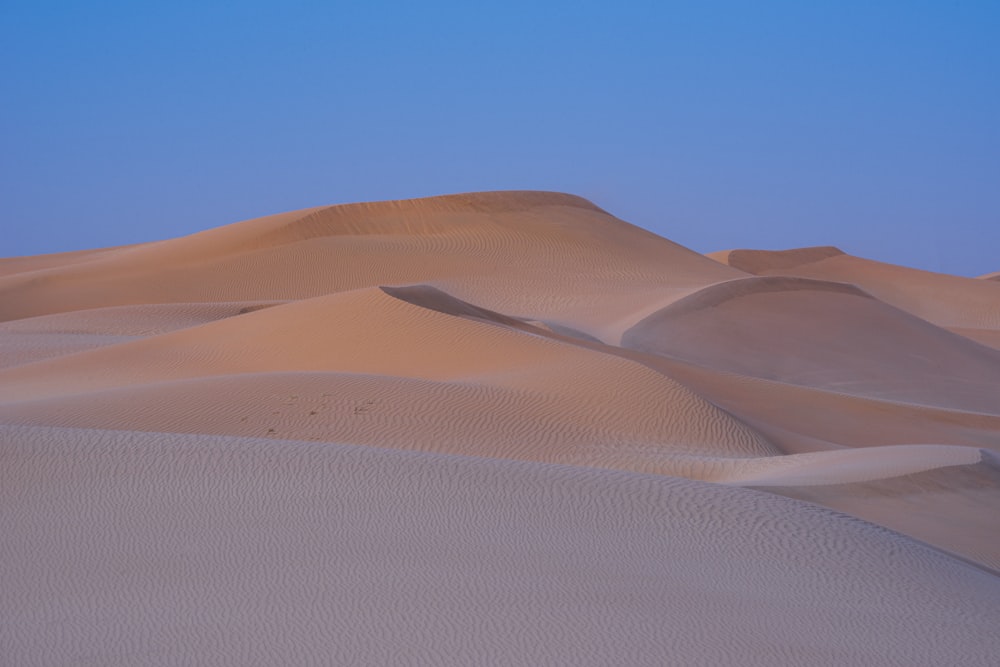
[620,275,1000,414]
[712,244,1000,333]
[4,191,1000,665]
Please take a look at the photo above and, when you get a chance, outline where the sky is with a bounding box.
[2,1,999,276]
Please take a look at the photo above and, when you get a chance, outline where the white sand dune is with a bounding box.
[5,425,1000,666]
[3,191,1000,665]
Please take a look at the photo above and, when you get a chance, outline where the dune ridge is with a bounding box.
[3,191,999,665]
[711,244,1000,334]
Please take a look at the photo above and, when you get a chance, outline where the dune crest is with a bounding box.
[709,245,846,273]
[620,274,1000,413]
[3,191,999,664]
[711,244,1000,333]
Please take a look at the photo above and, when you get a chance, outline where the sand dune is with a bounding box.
[0,243,142,278]
[0,192,741,332]
[0,286,777,464]
[620,275,1000,413]
[3,191,999,664]
[653,354,1000,454]
[0,301,281,369]
[5,426,1000,666]
[754,449,1000,571]
[711,245,1000,346]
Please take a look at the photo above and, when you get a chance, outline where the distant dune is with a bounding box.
[3,191,1000,665]
[711,245,1000,345]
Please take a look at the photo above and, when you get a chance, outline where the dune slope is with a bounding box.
[621,275,1000,413]
[711,245,1000,342]
[5,425,1000,666]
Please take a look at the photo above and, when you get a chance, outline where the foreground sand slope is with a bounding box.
[751,449,1000,572]
[2,191,1000,664]
[4,425,1000,666]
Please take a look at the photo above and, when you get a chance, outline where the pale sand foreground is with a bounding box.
[5,426,1000,666]
[2,191,1000,664]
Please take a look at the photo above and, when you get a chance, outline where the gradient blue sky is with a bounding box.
[3,1,998,275]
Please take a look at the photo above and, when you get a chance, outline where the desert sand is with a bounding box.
[3,191,999,665]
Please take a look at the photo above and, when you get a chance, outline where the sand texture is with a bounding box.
[3,191,999,665]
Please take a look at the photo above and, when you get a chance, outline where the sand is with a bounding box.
[3,191,999,665]
[711,246,1000,347]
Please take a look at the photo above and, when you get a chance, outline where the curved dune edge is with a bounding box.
[0,243,145,277]
[1,373,978,485]
[0,368,780,465]
[0,301,286,369]
[4,425,1000,666]
[620,275,1000,414]
[754,452,1000,572]
[716,444,982,486]
[621,276,1000,414]
[642,351,1000,452]
[376,282,1000,454]
[711,245,1000,330]
[708,245,846,273]
[949,326,1000,350]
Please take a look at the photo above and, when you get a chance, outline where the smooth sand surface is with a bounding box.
[711,246,1000,347]
[3,191,1000,665]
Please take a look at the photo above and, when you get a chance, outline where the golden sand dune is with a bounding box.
[3,191,999,665]
[0,192,740,329]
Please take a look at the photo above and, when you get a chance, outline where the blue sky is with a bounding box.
[3,1,998,275]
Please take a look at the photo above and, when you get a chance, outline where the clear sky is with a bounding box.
[3,1,998,275]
